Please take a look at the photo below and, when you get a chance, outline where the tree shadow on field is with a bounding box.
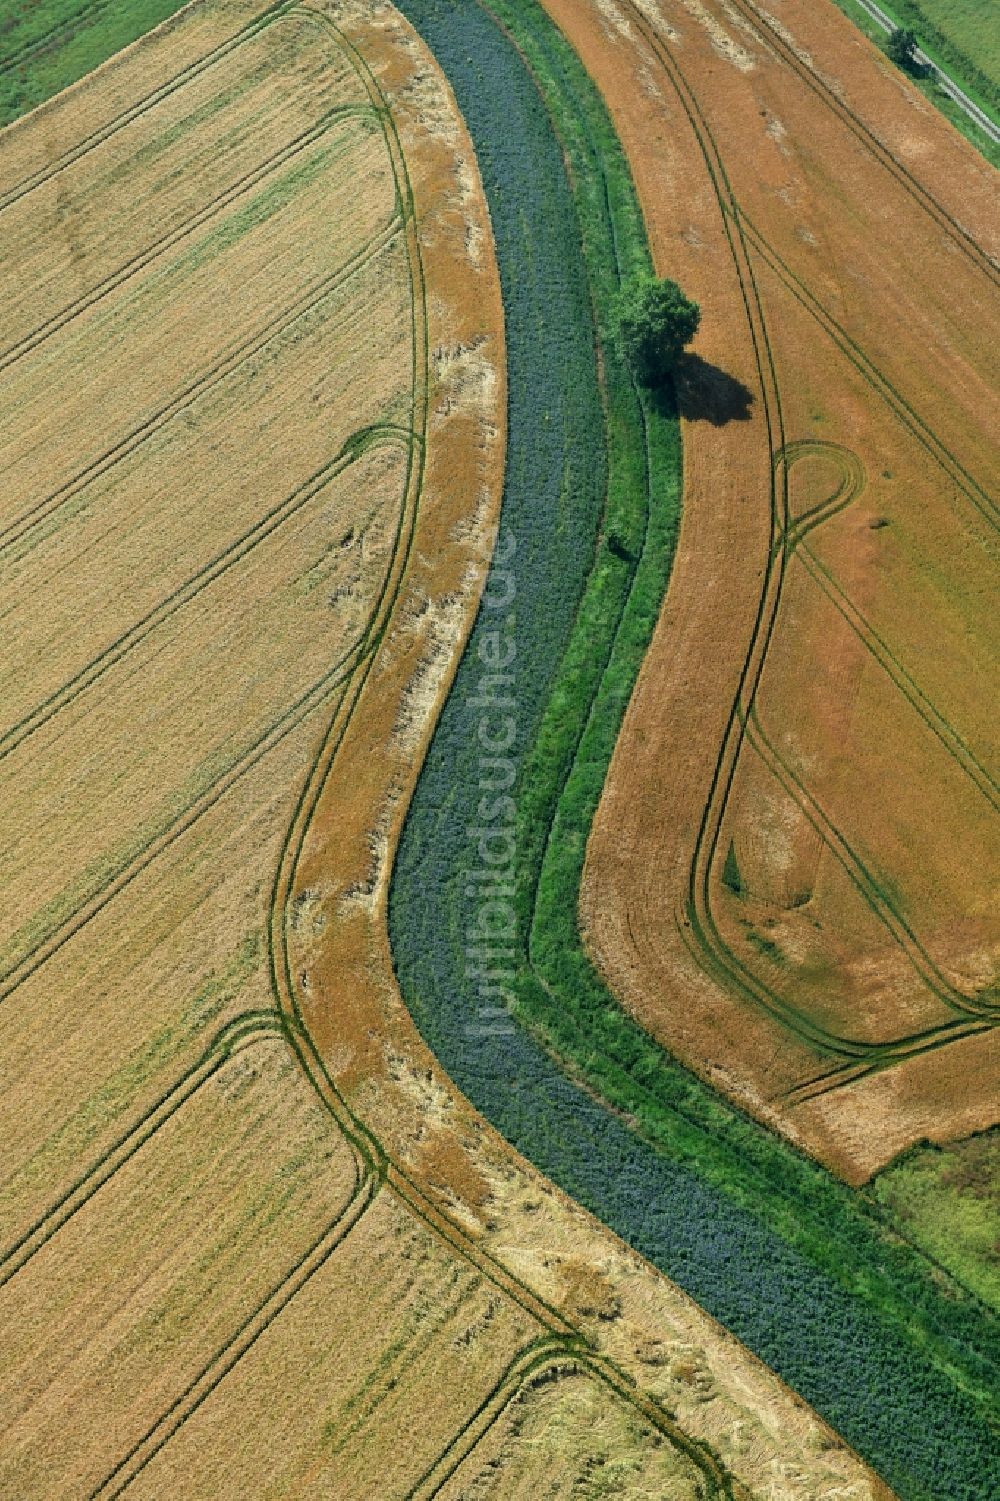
[667,353,755,426]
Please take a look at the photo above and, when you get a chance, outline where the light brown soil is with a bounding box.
[545,0,999,1180]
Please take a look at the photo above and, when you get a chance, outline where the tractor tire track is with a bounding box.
[622,0,998,1082]
[744,219,997,531]
[0,102,377,373]
[89,1172,380,1501]
[745,707,996,1019]
[0,215,401,554]
[0,0,116,80]
[0,424,412,767]
[2,17,745,1500]
[0,1013,286,1286]
[0,2,292,211]
[733,0,1000,284]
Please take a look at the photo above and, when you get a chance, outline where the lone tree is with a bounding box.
[613,274,700,387]
[886,27,918,70]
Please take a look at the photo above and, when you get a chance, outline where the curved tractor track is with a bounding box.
[627,0,996,1089]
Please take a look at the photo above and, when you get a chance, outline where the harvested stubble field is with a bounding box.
[0,1,887,1495]
[559,0,999,1184]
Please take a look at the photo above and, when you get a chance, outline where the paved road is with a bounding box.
[851,0,1000,144]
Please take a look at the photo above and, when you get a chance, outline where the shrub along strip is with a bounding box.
[389,3,998,1498]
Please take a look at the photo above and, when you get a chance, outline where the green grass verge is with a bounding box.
[875,1129,1000,1308]
[878,0,1000,109]
[0,1,195,126]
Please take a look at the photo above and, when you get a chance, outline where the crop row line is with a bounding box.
[775,442,999,815]
[795,543,999,810]
[0,1,293,210]
[614,2,828,1071]
[2,24,414,1495]
[626,0,999,1073]
[0,201,416,1007]
[0,422,412,767]
[473,0,1000,1404]
[733,0,1000,286]
[745,707,994,1021]
[0,12,746,1499]
[0,1012,290,1287]
[0,661,349,1007]
[0,101,377,372]
[743,218,997,532]
[258,14,746,1494]
[381,3,997,1492]
[623,0,996,1078]
[406,1334,741,1500]
[90,1172,380,1499]
[405,1340,590,1499]
[782,1002,998,1102]
[0,215,401,556]
[0,0,116,80]
[80,19,442,1487]
[767,445,997,1011]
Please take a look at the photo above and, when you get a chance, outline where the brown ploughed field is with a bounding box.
[547,0,999,1180]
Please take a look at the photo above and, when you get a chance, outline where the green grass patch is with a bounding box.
[875,1130,1000,1309]
[0,1,195,127]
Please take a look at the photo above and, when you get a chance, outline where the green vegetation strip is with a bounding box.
[389,3,999,1499]
[877,0,1000,116]
[0,0,200,126]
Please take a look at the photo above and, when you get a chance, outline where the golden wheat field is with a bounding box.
[0,0,902,1495]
